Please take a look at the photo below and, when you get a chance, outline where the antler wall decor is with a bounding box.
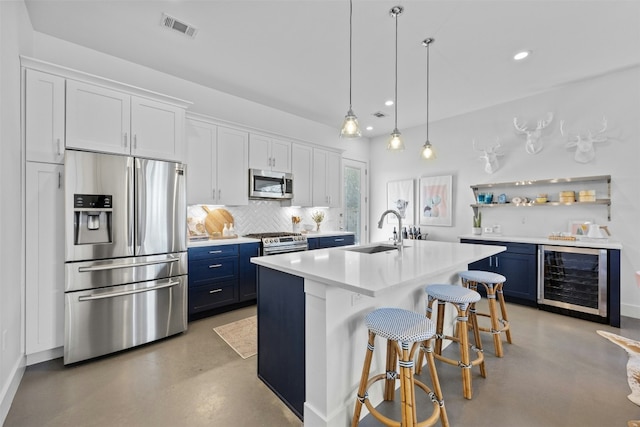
[560,117,608,163]
[472,138,504,174]
[513,112,554,154]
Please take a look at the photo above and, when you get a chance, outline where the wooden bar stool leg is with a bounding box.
[416,295,438,374]
[398,342,415,427]
[485,284,504,357]
[422,339,450,427]
[456,304,474,400]
[384,339,397,401]
[434,300,446,355]
[496,284,513,344]
[351,331,375,427]
[469,303,486,378]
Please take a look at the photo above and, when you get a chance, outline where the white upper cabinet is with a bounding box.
[186,118,248,206]
[66,80,185,162]
[249,133,291,172]
[291,143,313,207]
[312,148,342,208]
[25,69,66,163]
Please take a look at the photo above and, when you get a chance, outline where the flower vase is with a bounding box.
[316,223,321,232]
[292,223,299,233]
[472,227,482,235]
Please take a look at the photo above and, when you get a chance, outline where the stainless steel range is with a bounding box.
[245,232,308,256]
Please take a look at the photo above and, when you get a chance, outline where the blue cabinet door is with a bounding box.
[239,242,260,301]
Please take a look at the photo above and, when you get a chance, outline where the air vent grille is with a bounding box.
[161,13,198,39]
[372,111,387,118]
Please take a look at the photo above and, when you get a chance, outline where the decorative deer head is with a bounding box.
[560,117,608,164]
[513,112,554,154]
[473,138,503,174]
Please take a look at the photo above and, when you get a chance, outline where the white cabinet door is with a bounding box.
[326,151,342,208]
[248,133,271,171]
[66,80,131,155]
[248,133,291,172]
[312,148,328,206]
[291,143,312,206]
[312,148,342,207]
[25,162,65,356]
[25,69,65,163]
[186,119,217,205]
[217,126,249,206]
[131,96,185,162]
[270,138,291,173]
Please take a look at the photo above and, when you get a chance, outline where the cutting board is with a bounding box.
[202,206,236,238]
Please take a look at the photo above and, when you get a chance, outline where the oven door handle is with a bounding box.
[77,280,181,301]
[264,247,308,256]
[77,257,180,272]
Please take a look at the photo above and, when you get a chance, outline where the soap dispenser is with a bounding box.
[222,223,229,237]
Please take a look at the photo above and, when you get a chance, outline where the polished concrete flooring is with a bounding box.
[5,302,640,426]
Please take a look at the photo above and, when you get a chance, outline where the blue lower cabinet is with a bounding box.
[188,243,258,319]
[461,239,537,306]
[239,242,260,301]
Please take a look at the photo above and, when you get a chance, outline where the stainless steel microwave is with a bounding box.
[249,169,293,200]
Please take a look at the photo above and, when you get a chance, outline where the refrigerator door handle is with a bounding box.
[77,257,180,273]
[135,158,146,254]
[77,280,180,301]
[127,158,135,255]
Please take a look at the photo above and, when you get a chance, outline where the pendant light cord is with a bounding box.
[426,40,430,140]
[394,11,398,130]
[348,0,353,109]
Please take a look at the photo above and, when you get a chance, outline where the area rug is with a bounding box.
[213,315,257,359]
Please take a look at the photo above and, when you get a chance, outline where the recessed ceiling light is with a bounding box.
[513,50,531,61]
[366,126,373,131]
[385,100,394,106]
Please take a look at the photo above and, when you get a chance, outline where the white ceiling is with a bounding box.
[23,0,640,138]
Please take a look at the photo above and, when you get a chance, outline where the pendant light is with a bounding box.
[340,0,361,138]
[387,5,404,151]
[420,38,436,160]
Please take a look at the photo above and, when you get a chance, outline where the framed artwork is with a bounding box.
[568,220,592,236]
[419,175,453,226]
[386,179,414,225]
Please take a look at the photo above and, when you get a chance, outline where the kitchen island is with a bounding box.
[251,239,504,426]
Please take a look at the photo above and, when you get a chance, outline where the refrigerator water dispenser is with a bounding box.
[74,194,113,245]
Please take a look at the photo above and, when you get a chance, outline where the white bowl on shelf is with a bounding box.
[302,224,314,232]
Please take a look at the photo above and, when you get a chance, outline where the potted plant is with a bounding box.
[472,211,482,235]
[311,211,325,232]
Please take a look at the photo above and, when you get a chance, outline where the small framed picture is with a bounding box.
[419,175,453,227]
[568,220,592,236]
[386,179,414,225]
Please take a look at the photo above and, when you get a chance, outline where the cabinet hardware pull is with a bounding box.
[56,138,62,155]
[208,250,223,254]
[495,256,499,268]
[124,132,128,147]
[209,264,223,268]
[133,135,137,149]
[489,257,493,267]
[58,172,62,189]
[335,238,344,242]
[209,289,223,294]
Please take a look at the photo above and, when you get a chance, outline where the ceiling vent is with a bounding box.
[372,111,387,118]
[160,13,198,39]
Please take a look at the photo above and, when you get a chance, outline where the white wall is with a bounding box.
[0,0,33,422]
[369,66,640,319]
[30,32,370,163]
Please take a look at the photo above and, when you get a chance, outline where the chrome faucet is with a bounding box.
[378,209,403,250]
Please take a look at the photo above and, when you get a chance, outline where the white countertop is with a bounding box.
[251,239,505,297]
[458,234,622,250]
[188,236,260,247]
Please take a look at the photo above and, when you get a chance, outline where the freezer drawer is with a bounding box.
[64,275,187,364]
[65,252,187,292]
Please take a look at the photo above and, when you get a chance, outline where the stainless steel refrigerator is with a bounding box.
[64,150,187,364]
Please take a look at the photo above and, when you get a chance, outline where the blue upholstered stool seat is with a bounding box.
[458,270,505,284]
[365,307,435,343]
[424,284,481,305]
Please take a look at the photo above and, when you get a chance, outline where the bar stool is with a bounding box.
[458,270,512,357]
[352,307,449,427]
[416,284,485,400]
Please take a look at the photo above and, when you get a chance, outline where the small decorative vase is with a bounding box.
[292,223,299,233]
[316,222,321,232]
[472,227,482,235]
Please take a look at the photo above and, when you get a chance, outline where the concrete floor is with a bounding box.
[5,302,640,426]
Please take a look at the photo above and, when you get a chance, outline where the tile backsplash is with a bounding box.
[188,200,342,235]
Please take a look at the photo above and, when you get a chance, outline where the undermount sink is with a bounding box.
[344,244,401,254]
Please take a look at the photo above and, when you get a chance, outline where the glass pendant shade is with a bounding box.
[421,140,436,159]
[387,128,404,151]
[340,108,362,138]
